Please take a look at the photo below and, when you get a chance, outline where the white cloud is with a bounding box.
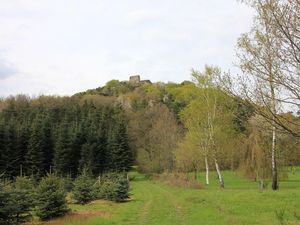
[0,0,254,96]
[0,58,18,80]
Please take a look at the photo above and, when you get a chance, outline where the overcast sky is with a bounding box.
[0,0,254,97]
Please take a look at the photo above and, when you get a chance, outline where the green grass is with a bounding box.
[40,169,300,225]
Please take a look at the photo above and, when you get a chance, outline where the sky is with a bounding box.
[0,0,254,97]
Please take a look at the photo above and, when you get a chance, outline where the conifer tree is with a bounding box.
[6,122,19,178]
[113,174,130,202]
[0,121,19,178]
[53,121,73,175]
[15,125,30,176]
[25,119,45,178]
[0,182,14,224]
[72,169,94,204]
[42,118,54,173]
[79,142,96,173]
[12,176,35,224]
[108,117,133,172]
[0,121,8,177]
[70,126,86,177]
[35,173,69,220]
[93,131,106,174]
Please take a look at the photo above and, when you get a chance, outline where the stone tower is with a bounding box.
[129,75,141,83]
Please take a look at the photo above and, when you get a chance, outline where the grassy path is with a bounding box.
[113,175,187,225]
[41,170,300,225]
[137,181,153,225]
[135,181,186,225]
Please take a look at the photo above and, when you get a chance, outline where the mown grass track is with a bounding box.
[33,169,300,225]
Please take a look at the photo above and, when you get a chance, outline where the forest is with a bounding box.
[0,0,299,224]
[1,67,299,182]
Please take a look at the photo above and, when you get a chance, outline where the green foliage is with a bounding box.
[72,170,95,205]
[25,119,46,178]
[94,173,130,202]
[103,80,134,96]
[12,176,35,223]
[0,95,133,179]
[35,173,69,220]
[129,104,181,173]
[0,182,15,224]
[0,121,9,177]
[0,121,21,178]
[164,82,198,119]
[53,120,73,175]
[107,118,133,172]
[0,178,34,224]
[113,175,130,202]
[79,142,97,173]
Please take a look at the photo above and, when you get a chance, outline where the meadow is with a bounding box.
[31,168,300,225]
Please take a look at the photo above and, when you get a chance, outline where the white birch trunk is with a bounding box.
[269,61,278,190]
[205,156,209,185]
[271,119,278,190]
[214,158,224,188]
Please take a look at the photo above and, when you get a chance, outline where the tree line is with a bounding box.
[0,95,133,179]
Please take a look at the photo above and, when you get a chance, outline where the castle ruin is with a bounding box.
[129,75,151,84]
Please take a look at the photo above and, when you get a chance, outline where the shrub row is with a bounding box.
[0,172,130,224]
[0,174,68,224]
[73,172,130,204]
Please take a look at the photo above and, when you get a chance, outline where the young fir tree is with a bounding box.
[53,121,73,176]
[42,118,54,174]
[113,174,130,202]
[93,130,106,174]
[0,120,20,179]
[78,142,96,173]
[11,176,35,224]
[6,121,19,178]
[72,169,95,204]
[70,126,86,177]
[0,121,8,177]
[107,117,133,172]
[0,178,33,224]
[98,173,130,202]
[0,182,15,224]
[15,125,30,177]
[35,173,69,220]
[25,119,45,178]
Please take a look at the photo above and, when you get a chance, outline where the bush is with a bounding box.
[0,178,34,225]
[35,174,69,220]
[72,171,95,204]
[13,176,35,223]
[157,173,202,189]
[0,182,15,224]
[113,175,130,202]
[94,173,130,202]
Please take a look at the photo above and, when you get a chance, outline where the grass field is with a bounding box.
[38,168,300,225]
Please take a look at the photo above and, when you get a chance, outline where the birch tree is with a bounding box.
[180,66,236,188]
[192,66,226,188]
[236,0,287,190]
[236,0,300,137]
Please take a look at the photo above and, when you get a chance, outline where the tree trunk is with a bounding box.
[271,122,278,190]
[270,65,278,190]
[194,167,198,180]
[214,158,224,188]
[205,156,209,185]
[259,179,265,191]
